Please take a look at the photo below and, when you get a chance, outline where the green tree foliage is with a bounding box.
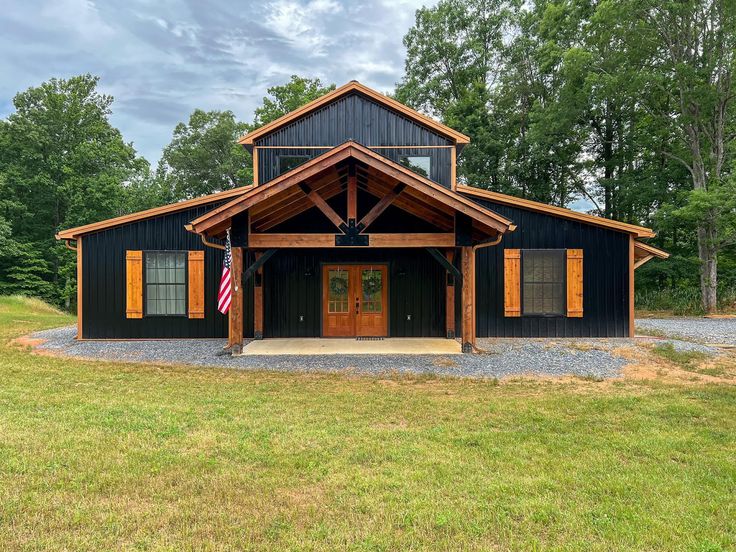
[157,109,251,201]
[252,75,335,128]
[157,76,335,204]
[0,75,146,306]
[0,73,336,307]
[398,0,736,313]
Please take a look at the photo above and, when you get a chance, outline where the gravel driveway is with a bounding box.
[637,318,736,345]
[29,326,637,379]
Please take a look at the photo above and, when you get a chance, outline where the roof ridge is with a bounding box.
[238,81,470,146]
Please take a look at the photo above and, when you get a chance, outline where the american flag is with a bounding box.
[217,229,232,314]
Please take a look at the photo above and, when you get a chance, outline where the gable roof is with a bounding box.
[457,185,656,238]
[55,185,254,240]
[188,141,513,237]
[239,81,471,146]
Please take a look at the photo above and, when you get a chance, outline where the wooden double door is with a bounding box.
[322,264,388,337]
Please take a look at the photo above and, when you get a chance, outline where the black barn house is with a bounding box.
[57,81,668,352]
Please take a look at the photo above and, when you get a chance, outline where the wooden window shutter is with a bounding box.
[188,250,205,319]
[566,249,584,317]
[125,250,143,319]
[504,249,521,317]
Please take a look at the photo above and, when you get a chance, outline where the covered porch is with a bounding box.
[187,141,514,353]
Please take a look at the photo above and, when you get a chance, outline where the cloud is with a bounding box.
[0,0,436,163]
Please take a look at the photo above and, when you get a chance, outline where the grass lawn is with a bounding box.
[1,297,735,551]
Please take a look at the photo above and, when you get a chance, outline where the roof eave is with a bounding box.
[457,185,656,239]
[55,185,254,240]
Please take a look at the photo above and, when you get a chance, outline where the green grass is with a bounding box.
[1,297,735,550]
[651,343,710,370]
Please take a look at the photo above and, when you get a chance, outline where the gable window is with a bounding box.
[399,156,431,178]
[278,155,309,175]
[145,251,186,316]
[522,250,565,316]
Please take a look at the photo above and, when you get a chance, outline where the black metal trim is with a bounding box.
[425,247,462,285]
[243,249,278,284]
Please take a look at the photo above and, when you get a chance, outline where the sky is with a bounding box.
[0,0,432,164]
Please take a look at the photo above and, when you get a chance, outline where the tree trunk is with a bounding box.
[690,147,718,314]
[697,215,718,314]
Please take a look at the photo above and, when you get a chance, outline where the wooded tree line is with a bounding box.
[0,0,733,313]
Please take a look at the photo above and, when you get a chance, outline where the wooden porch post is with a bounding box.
[445,249,456,339]
[460,246,476,353]
[229,246,244,353]
[254,251,264,339]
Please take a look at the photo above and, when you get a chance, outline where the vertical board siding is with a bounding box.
[256,92,453,188]
[82,204,254,339]
[469,197,631,337]
[263,249,445,338]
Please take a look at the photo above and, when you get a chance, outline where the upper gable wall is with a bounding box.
[254,92,453,147]
[254,92,454,188]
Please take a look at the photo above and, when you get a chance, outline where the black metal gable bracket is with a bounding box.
[426,247,462,285]
[335,219,368,246]
[242,249,278,284]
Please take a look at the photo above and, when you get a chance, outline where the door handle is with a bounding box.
[355,297,360,314]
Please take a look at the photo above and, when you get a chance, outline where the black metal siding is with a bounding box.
[467,196,631,337]
[263,249,445,338]
[82,205,254,339]
[255,92,453,188]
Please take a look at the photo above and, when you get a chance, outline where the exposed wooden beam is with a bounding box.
[248,233,455,248]
[360,182,453,231]
[634,254,654,270]
[253,184,343,232]
[358,183,405,231]
[191,146,354,233]
[300,182,346,231]
[347,162,357,222]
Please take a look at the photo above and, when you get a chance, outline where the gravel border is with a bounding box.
[27,326,723,380]
[25,326,639,380]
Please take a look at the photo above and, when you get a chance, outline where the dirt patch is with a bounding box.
[11,335,47,348]
[616,345,736,385]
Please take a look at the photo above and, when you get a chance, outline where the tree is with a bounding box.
[0,74,144,305]
[252,76,335,128]
[623,0,736,313]
[157,110,251,201]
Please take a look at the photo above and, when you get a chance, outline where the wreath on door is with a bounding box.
[329,275,348,296]
[362,271,382,297]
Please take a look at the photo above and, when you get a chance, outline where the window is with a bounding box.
[522,250,565,316]
[398,156,431,178]
[145,251,186,316]
[278,155,309,175]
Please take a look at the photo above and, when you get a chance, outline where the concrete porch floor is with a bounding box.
[239,337,462,356]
